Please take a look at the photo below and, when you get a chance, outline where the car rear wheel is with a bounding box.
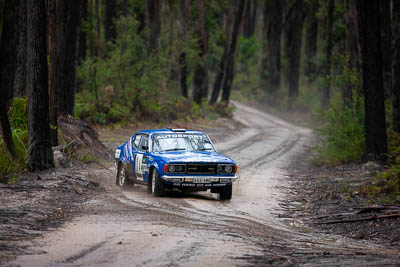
[219,184,232,200]
[116,162,132,188]
[150,169,165,197]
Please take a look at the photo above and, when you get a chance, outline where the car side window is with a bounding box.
[133,134,142,149]
[139,134,149,151]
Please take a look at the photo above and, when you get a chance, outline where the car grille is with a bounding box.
[186,164,217,174]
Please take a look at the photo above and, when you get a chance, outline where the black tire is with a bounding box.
[219,184,232,200]
[150,168,165,197]
[116,162,132,188]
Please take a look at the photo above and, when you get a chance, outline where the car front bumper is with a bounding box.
[161,175,238,184]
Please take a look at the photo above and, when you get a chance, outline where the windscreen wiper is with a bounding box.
[163,148,186,152]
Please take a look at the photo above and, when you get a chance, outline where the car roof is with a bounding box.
[135,129,206,135]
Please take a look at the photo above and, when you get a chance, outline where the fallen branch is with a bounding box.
[312,205,400,220]
[316,215,377,224]
[315,212,400,224]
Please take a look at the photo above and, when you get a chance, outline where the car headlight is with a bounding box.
[167,164,186,173]
[224,165,232,173]
[217,165,223,173]
[217,164,235,173]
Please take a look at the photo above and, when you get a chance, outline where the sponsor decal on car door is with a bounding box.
[135,153,144,180]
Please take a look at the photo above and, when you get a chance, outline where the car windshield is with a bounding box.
[152,133,215,152]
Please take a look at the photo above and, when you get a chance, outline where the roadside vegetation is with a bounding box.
[0,98,28,182]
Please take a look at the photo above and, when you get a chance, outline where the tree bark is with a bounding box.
[304,0,319,82]
[193,0,209,104]
[392,0,400,133]
[48,0,58,146]
[131,0,145,34]
[56,0,82,116]
[89,0,95,58]
[14,0,27,97]
[210,3,233,104]
[356,0,387,161]
[104,0,117,44]
[221,0,247,103]
[321,0,334,109]
[343,0,358,105]
[78,0,88,63]
[0,0,18,159]
[27,0,54,171]
[147,0,161,55]
[177,0,190,98]
[243,0,257,38]
[95,0,100,56]
[380,0,391,100]
[167,0,178,86]
[260,0,282,95]
[285,0,304,108]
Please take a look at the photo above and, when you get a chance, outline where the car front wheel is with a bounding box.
[219,184,232,200]
[150,169,165,197]
[116,162,131,187]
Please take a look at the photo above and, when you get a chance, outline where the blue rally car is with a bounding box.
[114,128,237,200]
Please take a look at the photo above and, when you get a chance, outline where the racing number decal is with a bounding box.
[135,154,144,180]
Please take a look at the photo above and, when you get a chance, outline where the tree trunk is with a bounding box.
[14,0,27,97]
[78,0,88,63]
[304,0,319,82]
[168,0,178,86]
[56,0,82,116]
[147,0,161,55]
[193,0,209,104]
[0,0,18,100]
[343,0,358,105]
[356,0,387,161]
[177,0,190,98]
[95,0,100,56]
[210,3,233,104]
[0,0,18,159]
[27,0,54,171]
[243,0,257,38]
[104,0,117,44]
[89,0,95,57]
[261,0,282,95]
[321,0,334,109]
[380,0,391,100]
[48,0,58,146]
[392,0,400,133]
[221,0,247,103]
[131,0,145,34]
[285,0,304,108]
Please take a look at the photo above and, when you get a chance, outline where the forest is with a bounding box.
[0,0,399,199]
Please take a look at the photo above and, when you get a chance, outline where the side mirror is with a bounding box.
[142,145,149,151]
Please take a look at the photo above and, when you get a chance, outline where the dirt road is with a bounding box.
[10,102,400,266]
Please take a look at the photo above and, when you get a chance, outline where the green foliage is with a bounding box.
[312,53,366,166]
[363,167,400,203]
[363,130,400,202]
[233,35,261,101]
[77,11,215,125]
[0,98,28,182]
[313,92,365,166]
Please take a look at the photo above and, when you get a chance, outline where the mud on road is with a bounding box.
[7,102,400,266]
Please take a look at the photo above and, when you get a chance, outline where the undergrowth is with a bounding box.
[362,130,400,203]
[312,91,365,165]
[0,98,28,183]
[312,54,365,166]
